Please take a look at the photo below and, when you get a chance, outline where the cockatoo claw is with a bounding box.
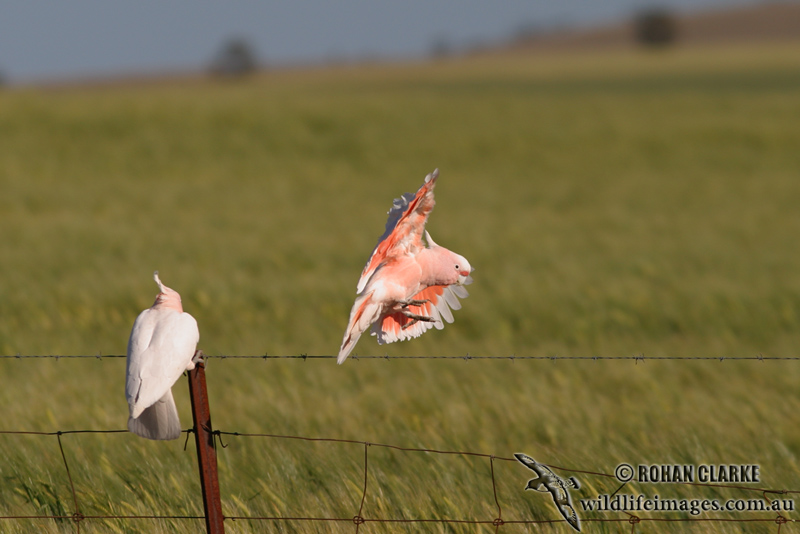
[400,298,431,307]
[190,349,205,367]
[400,310,436,329]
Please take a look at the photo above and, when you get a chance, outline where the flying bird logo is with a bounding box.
[337,169,474,363]
[514,453,582,532]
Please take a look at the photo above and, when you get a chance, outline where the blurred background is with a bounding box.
[2,3,800,532]
[1,0,798,85]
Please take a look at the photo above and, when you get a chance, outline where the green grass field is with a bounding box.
[1,42,800,532]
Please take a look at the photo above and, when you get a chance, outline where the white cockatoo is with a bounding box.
[338,169,473,363]
[125,271,200,440]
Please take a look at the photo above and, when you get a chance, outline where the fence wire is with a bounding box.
[1,427,797,533]
[3,354,800,361]
[0,356,797,533]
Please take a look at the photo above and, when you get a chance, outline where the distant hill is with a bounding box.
[498,2,800,53]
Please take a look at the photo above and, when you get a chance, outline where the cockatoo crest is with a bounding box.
[153,271,183,311]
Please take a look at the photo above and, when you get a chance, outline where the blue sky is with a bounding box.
[0,0,767,83]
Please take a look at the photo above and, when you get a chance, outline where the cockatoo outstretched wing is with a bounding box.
[372,282,471,344]
[356,169,438,294]
[126,308,199,440]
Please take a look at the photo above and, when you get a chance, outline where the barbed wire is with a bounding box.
[2,353,799,361]
[1,357,798,533]
[1,426,797,533]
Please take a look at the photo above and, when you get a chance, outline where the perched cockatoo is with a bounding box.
[338,169,473,363]
[125,272,200,440]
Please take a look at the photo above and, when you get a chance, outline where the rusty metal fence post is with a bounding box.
[187,354,225,534]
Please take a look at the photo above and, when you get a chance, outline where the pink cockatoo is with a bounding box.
[338,169,473,363]
[125,272,200,440]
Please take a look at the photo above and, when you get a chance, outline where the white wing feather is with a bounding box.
[126,307,199,439]
[127,389,182,440]
[372,284,470,344]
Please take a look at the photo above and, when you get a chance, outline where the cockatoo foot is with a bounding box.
[187,349,204,370]
[400,298,431,308]
[400,311,436,329]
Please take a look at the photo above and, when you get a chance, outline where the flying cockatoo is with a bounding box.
[125,272,200,440]
[338,169,473,363]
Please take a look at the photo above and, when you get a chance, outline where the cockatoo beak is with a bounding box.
[459,267,474,285]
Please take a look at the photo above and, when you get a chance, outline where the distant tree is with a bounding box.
[635,8,677,47]
[512,22,540,42]
[210,38,258,78]
[430,36,453,59]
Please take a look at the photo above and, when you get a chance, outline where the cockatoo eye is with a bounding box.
[455,264,460,270]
